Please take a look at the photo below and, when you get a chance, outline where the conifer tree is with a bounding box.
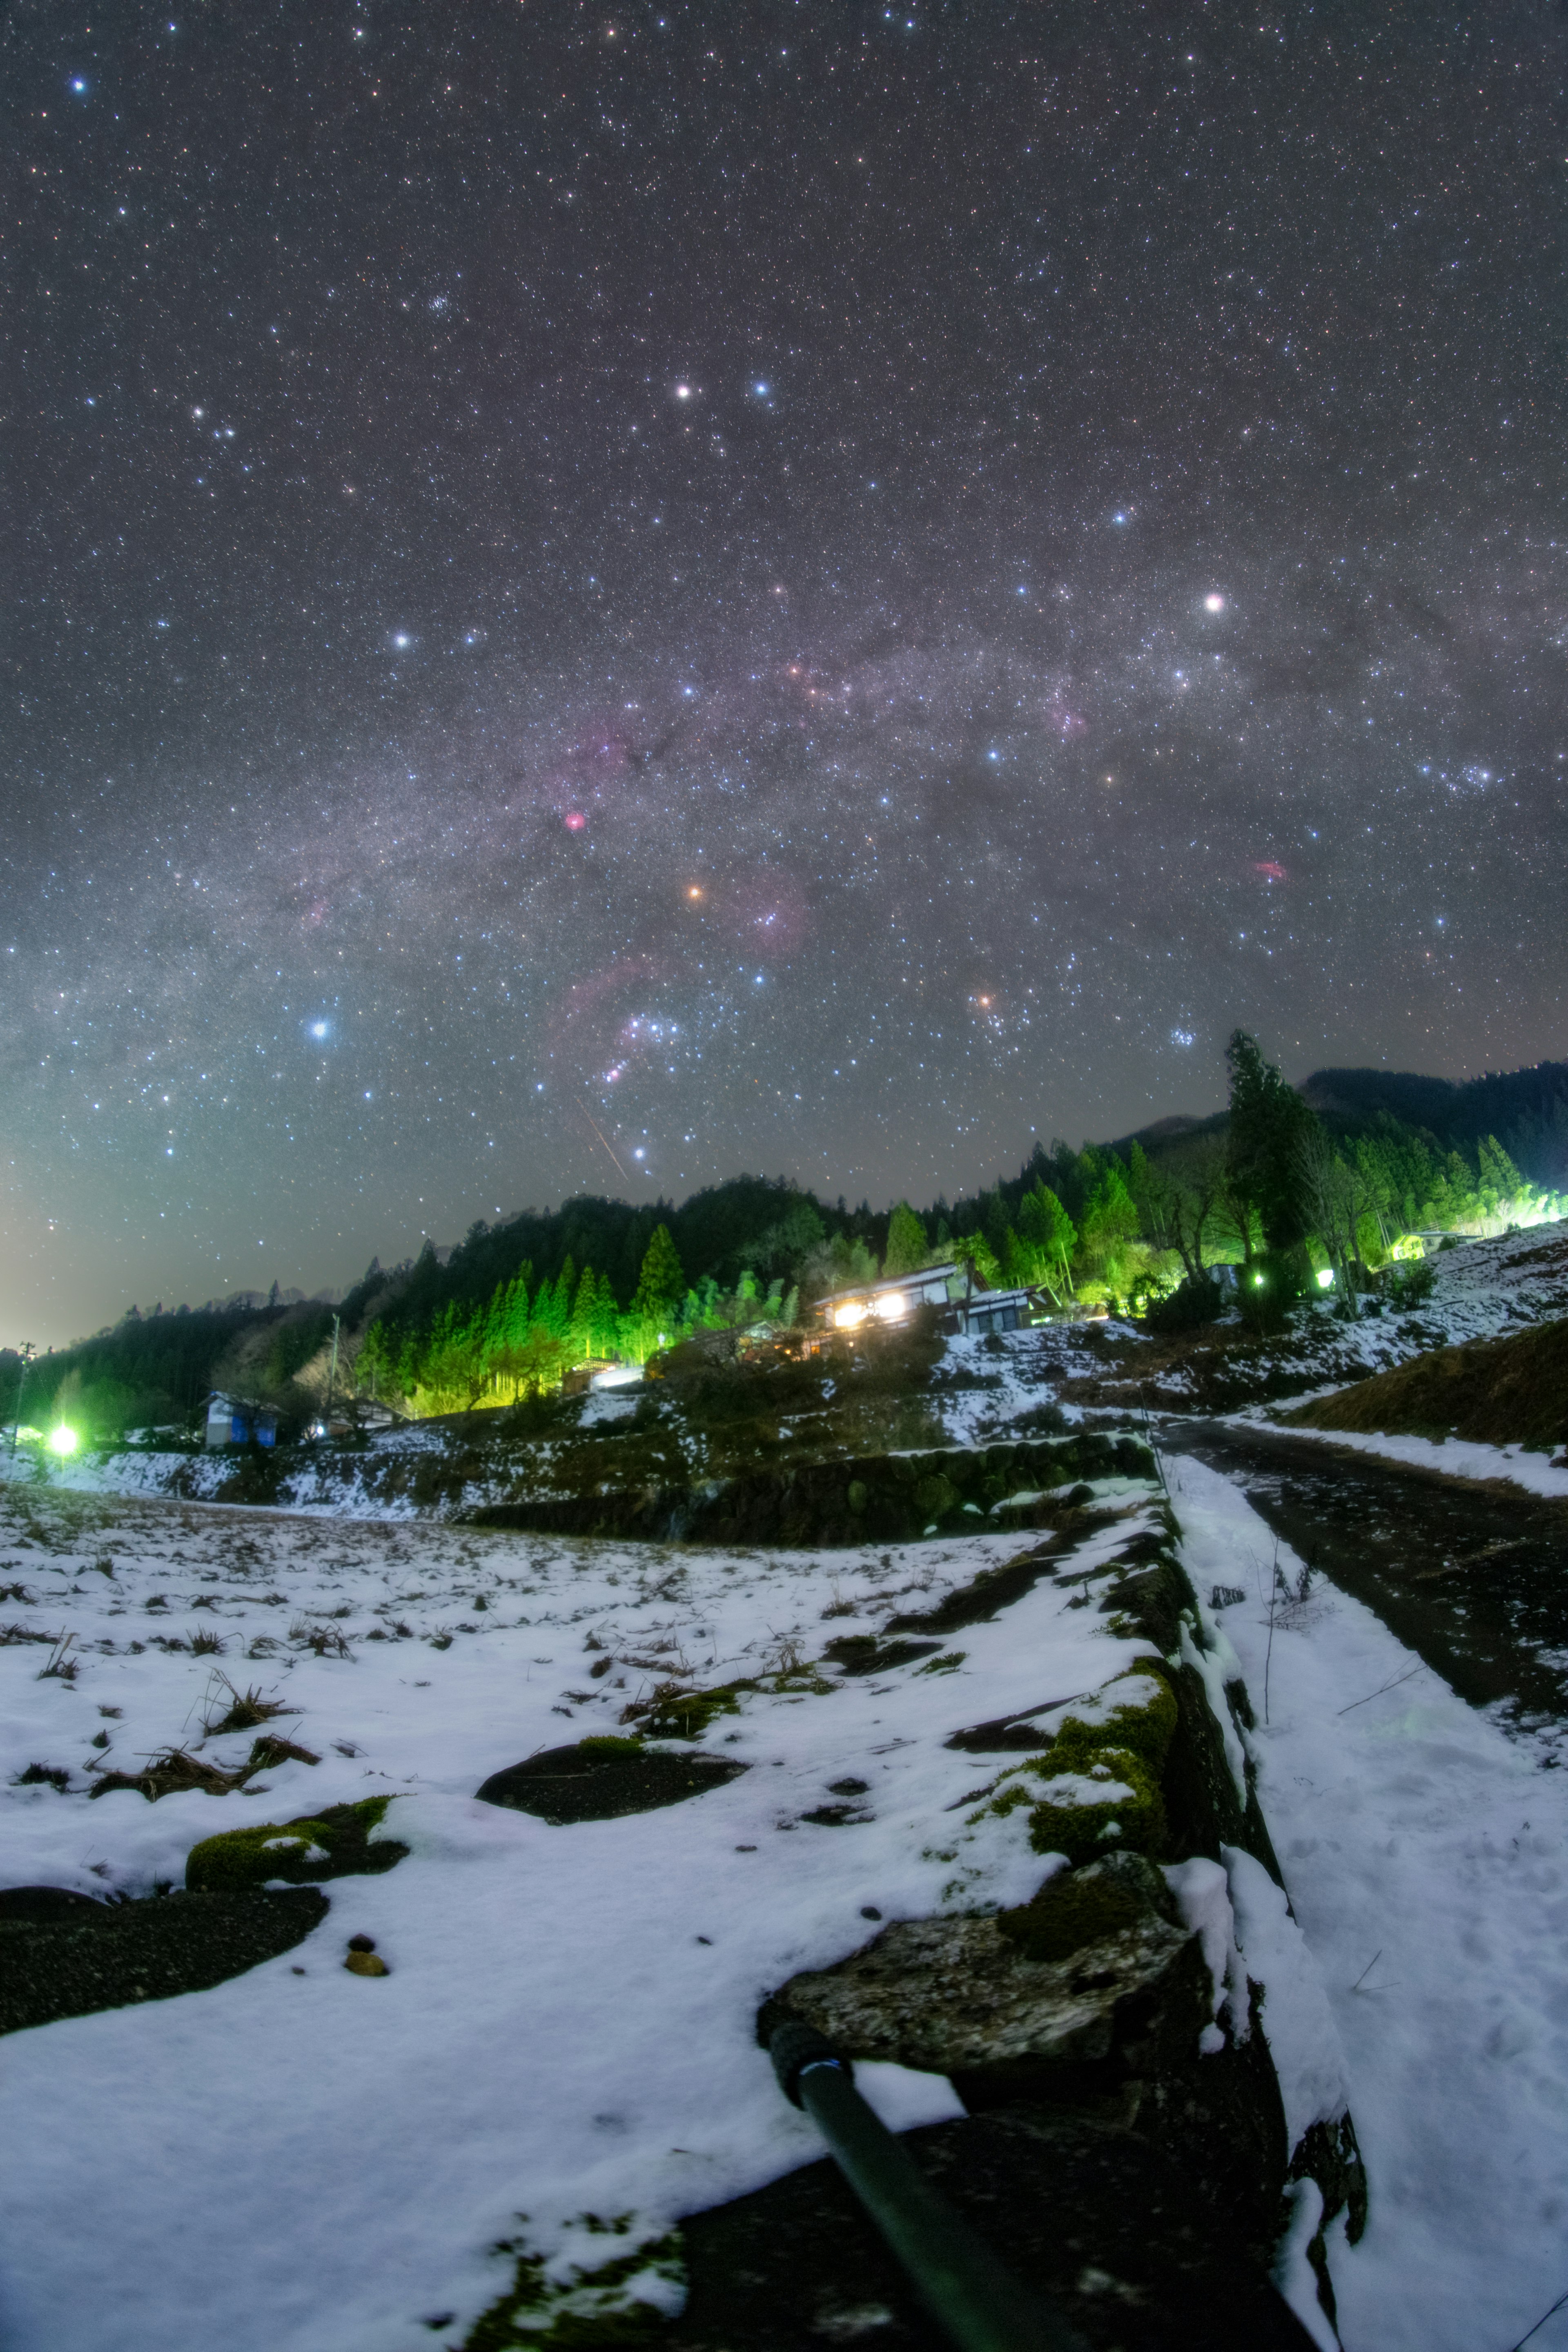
[633,1224,685,1319]
[883,1201,928,1278]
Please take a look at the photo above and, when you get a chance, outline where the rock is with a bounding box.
[344,1950,389,1978]
[475,1739,747,1825]
[0,1889,328,2036]
[769,1867,1195,2082]
[185,1797,407,1893]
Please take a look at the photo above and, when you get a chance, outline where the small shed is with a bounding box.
[204,1392,277,1450]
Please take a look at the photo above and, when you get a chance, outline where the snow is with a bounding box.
[1169,1452,1568,2352]
[1236,1419,1568,1501]
[0,1480,1156,2351]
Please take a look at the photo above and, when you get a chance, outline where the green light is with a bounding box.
[1252,1274,1266,1287]
[47,1424,78,1457]
[1316,1268,1334,1290]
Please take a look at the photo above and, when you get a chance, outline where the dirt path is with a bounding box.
[1161,1419,1568,1748]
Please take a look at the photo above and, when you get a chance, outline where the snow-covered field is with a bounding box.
[4,1427,1565,2352]
[0,1477,1155,2351]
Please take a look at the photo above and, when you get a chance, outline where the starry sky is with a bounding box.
[6,1,1566,1344]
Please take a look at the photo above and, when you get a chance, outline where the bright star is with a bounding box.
[675,383,692,400]
[392,632,412,649]
[754,381,769,395]
[311,1021,329,1039]
[1204,593,1226,612]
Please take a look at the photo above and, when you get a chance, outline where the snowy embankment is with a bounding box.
[0,1479,1165,2352]
[1170,1452,1568,2352]
[1230,1419,1568,1501]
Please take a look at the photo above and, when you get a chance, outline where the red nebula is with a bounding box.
[1253,860,1287,882]
[563,811,587,832]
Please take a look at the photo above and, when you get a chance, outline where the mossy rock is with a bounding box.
[1047,1666,1180,1775]
[185,1797,405,1893]
[989,1743,1167,1866]
[914,1474,957,1521]
[996,1852,1175,1964]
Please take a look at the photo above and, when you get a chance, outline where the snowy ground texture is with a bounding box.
[1172,1452,1568,2352]
[0,1474,1167,2352]
[4,1293,1567,2350]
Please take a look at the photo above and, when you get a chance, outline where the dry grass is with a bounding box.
[1288,1314,1568,1454]
[201,1674,297,1736]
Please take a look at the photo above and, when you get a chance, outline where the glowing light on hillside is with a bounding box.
[833,1301,866,1329]
[48,1425,78,1456]
[873,1291,906,1322]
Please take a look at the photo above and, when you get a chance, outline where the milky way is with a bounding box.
[6,2,1565,1339]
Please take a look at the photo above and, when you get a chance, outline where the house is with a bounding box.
[812,1263,1048,1341]
[204,1392,278,1449]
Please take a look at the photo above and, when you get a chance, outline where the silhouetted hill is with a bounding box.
[1299,1060,1568,1183]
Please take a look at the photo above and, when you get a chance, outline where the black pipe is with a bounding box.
[767,2018,1088,2352]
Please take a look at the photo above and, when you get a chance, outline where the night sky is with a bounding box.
[7,2,1565,1344]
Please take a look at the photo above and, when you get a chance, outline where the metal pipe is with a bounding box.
[767,2019,1087,2352]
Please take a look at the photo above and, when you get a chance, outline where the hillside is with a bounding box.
[1286,1309,1568,1457]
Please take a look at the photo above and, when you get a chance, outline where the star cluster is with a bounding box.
[6,3,1565,1337]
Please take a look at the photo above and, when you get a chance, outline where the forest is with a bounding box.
[5,1043,1564,1442]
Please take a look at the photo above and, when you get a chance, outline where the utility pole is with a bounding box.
[9,1342,36,1457]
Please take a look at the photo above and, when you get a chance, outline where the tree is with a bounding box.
[1225,1031,1313,1257]
[633,1225,686,1322]
[1076,1166,1144,1293]
[1129,1136,1225,1283]
[884,1201,929,1278]
[1291,1121,1370,1306]
[1015,1182,1076,1299]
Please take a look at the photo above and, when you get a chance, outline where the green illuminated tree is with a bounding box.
[633,1225,686,1321]
[884,1201,929,1277]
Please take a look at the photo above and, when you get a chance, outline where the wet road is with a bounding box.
[1160,1419,1568,1747]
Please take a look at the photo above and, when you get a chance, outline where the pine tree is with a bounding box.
[884,1201,928,1278]
[1224,1031,1313,1255]
[633,1224,685,1319]
[570,1265,598,1361]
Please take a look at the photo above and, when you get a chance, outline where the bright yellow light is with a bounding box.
[833,1301,866,1329]
[47,1424,78,1456]
[686,885,703,900]
[1316,1268,1334,1290]
[873,1291,906,1322]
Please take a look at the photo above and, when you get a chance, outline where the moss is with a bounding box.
[1048,1665,1179,1774]
[987,1740,1167,1868]
[463,2221,683,2350]
[185,1796,405,1893]
[996,1860,1153,1962]
[629,1682,747,1741]
[915,1651,966,1675]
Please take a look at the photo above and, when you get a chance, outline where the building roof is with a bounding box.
[813,1262,962,1310]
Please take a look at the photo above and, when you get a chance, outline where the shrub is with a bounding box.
[1143,1274,1223,1333]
